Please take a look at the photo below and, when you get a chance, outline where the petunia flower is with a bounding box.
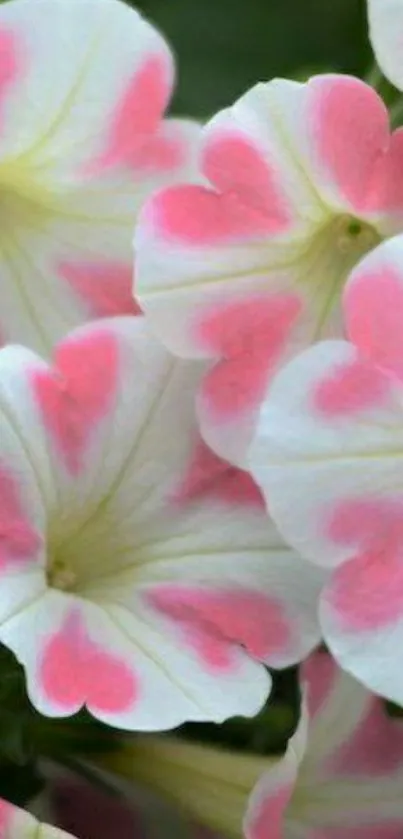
[0,315,323,730]
[248,234,403,704]
[102,651,403,838]
[0,0,199,353]
[368,0,403,91]
[245,650,403,838]
[136,72,403,467]
[0,796,74,839]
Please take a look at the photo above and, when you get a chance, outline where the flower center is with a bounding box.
[46,555,78,592]
[46,496,135,598]
[0,159,58,233]
[334,214,379,256]
[299,213,381,339]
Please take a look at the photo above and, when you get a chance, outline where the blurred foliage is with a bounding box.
[130,0,371,118]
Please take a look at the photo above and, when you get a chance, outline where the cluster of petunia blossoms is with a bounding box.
[1,0,403,836]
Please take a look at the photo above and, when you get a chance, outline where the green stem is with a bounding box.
[390,96,403,128]
[365,62,384,91]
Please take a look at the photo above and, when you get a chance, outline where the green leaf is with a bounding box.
[130,0,370,117]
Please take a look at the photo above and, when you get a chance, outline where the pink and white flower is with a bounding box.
[106,651,403,838]
[0,797,74,839]
[0,315,323,730]
[245,650,403,839]
[0,0,199,353]
[248,235,403,704]
[136,73,403,467]
[368,0,403,91]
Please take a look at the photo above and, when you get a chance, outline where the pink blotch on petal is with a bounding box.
[203,131,292,231]
[247,784,293,839]
[326,499,403,629]
[146,587,236,672]
[312,76,390,211]
[40,612,137,714]
[328,498,403,548]
[125,121,190,174]
[59,260,141,317]
[314,357,391,417]
[345,266,403,381]
[146,134,291,247]
[376,127,403,215]
[148,184,276,245]
[330,697,403,776]
[191,629,236,671]
[148,585,291,663]
[198,294,302,420]
[0,799,13,833]
[174,435,265,508]
[33,329,119,474]
[0,466,42,569]
[149,133,292,245]
[326,550,403,630]
[0,31,20,129]
[301,651,338,719]
[90,54,173,172]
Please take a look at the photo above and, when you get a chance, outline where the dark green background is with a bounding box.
[131,0,371,118]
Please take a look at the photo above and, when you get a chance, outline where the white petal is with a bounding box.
[368,0,403,91]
